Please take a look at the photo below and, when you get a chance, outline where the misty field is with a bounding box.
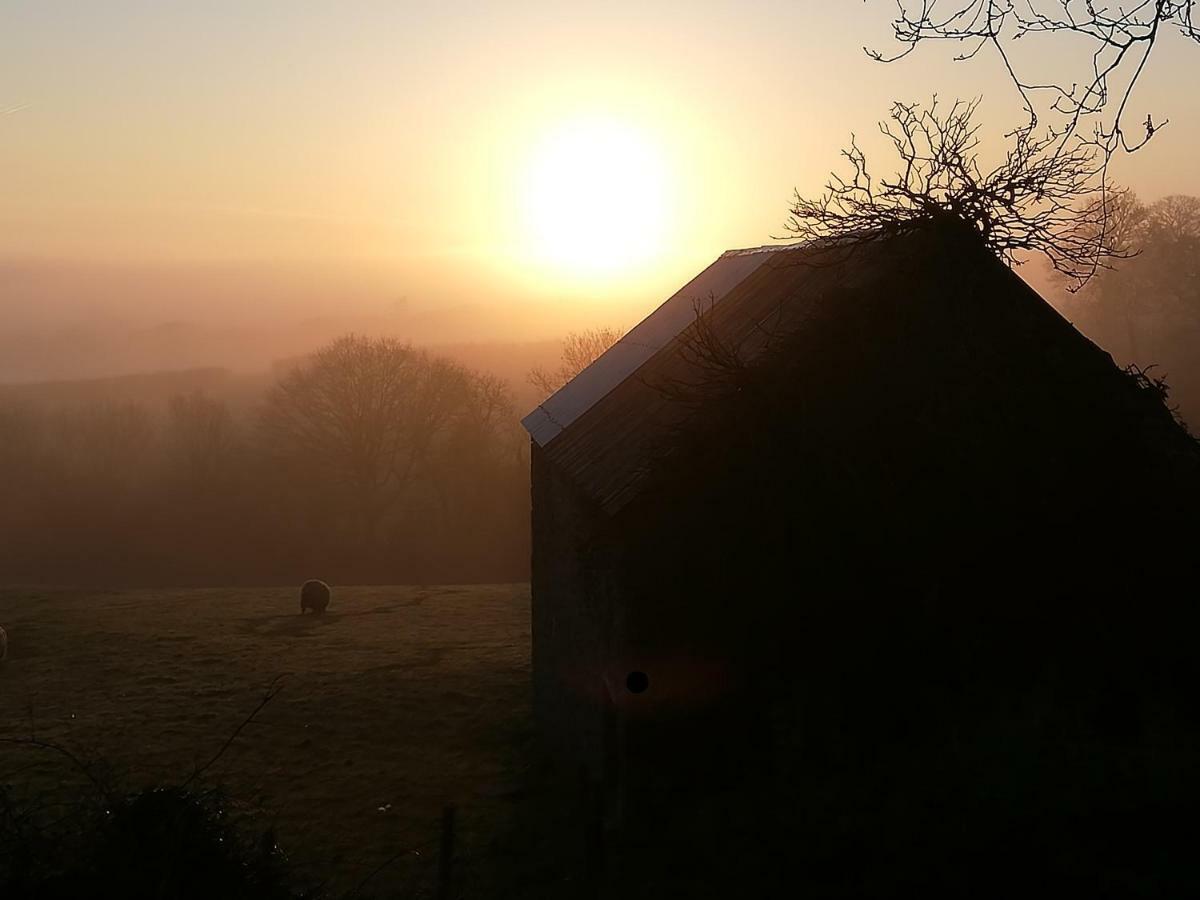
[0,584,536,896]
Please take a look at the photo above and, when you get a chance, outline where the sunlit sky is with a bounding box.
[3,1,1199,336]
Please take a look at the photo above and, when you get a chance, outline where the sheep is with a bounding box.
[299,580,331,615]
[0,625,6,662]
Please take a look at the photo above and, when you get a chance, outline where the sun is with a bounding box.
[520,116,669,276]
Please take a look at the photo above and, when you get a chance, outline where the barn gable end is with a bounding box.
[524,222,1200,798]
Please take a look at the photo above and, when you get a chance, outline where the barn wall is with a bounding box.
[530,441,628,777]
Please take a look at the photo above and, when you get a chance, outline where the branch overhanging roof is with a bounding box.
[521,243,799,447]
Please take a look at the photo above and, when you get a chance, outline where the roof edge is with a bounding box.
[718,241,806,258]
[521,245,777,445]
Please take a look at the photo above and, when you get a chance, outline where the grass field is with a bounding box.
[0,584,536,897]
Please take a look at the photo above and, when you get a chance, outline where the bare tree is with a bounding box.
[650,298,756,407]
[427,373,523,520]
[1062,192,1200,361]
[1057,189,1150,354]
[528,327,623,397]
[786,97,1128,288]
[165,393,238,491]
[1147,193,1200,240]
[868,1,1198,156]
[1142,194,1200,322]
[260,335,478,544]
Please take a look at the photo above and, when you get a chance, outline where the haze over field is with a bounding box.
[4,2,1200,382]
[4,4,1200,898]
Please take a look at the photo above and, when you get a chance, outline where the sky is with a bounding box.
[3,1,1199,368]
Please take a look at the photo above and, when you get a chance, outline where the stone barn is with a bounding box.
[522,221,1200,884]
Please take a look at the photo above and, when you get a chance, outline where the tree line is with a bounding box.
[1058,193,1200,429]
[1,209,1194,591]
[0,336,531,586]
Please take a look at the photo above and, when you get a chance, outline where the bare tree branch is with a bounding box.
[528,327,624,397]
[787,96,1130,289]
[867,1,1197,157]
[181,674,284,790]
[260,335,496,544]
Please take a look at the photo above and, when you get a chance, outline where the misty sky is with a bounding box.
[3,2,1200,367]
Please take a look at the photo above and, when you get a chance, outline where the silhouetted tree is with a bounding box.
[260,335,498,547]
[786,97,1128,288]
[1053,190,1149,352]
[1062,193,1200,319]
[528,327,623,397]
[426,373,524,548]
[165,393,239,493]
[0,341,536,583]
[868,1,1198,155]
[1063,193,1200,315]
[1055,192,1200,425]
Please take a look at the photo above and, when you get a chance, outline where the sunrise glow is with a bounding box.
[520,116,670,277]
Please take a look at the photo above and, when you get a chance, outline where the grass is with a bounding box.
[0,584,534,897]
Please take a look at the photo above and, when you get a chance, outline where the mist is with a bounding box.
[3,2,1200,897]
[0,256,638,385]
